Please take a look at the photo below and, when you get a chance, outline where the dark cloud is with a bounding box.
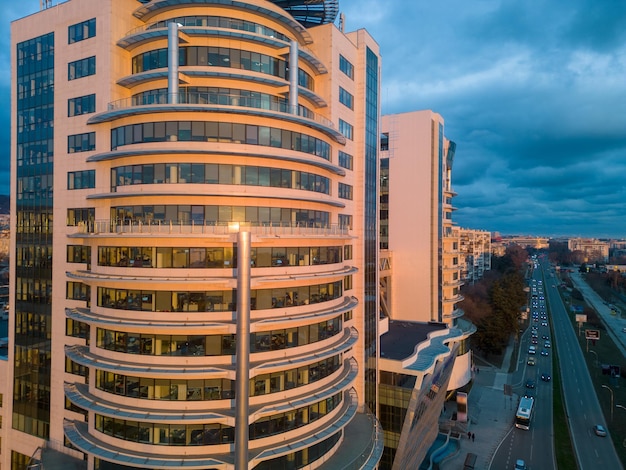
[345,0,626,237]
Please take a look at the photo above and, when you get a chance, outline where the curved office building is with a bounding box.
[9,0,382,468]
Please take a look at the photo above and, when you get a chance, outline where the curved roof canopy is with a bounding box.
[135,0,339,29]
[268,0,339,27]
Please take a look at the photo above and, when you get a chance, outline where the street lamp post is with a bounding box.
[589,350,598,368]
[602,385,614,422]
[617,404,626,412]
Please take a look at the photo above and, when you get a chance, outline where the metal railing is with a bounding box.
[106,91,335,129]
[342,397,384,470]
[74,219,350,237]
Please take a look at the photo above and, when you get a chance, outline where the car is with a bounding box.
[541,372,551,381]
[528,346,536,355]
[531,338,538,344]
[525,379,535,388]
[541,349,549,356]
[593,424,607,437]
[542,334,549,340]
[544,341,551,348]
[541,321,548,327]
[622,327,626,333]
[514,458,527,470]
[527,357,536,366]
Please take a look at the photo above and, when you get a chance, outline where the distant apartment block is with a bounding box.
[459,228,492,283]
[9,0,383,468]
[495,235,549,250]
[568,238,610,263]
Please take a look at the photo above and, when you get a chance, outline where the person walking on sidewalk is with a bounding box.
[472,433,475,442]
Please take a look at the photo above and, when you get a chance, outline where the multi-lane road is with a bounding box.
[492,265,555,469]
[492,257,623,469]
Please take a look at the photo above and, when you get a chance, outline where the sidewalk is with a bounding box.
[438,338,518,470]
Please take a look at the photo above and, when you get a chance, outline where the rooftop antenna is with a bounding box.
[40,0,53,10]
[339,12,345,33]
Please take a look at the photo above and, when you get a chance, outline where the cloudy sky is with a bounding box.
[2,1,626,238]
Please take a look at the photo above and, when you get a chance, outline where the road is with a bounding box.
[546,261,624,469]
[492,264,555,470]
[568,271,626,357]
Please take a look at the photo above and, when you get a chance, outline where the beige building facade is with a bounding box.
[9,1,382,468]
[377,111,474,468]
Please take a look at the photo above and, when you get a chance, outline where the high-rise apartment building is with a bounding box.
[378,111,474,468]
[7,1,383,468]
[380,111,464,327]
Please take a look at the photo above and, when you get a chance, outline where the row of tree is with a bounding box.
[460,245,528,356]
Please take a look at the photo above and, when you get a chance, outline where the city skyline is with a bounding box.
[3,0,626,239]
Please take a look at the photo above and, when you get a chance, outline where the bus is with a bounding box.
[515,396,534,430]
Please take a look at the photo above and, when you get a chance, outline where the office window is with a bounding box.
[68,132,95,153]
[67,245,90,264]
[68,56,96,80]
[338,151,353,170]
[68,94,95,116]
[68,170,95,190]
[344,275,353,291]
[338,119,353,140]
[339,55,354,79]
[338,183,353,200]
[68,18,96,44]
[67,208,95,226]
[339,87,353,109]
[380,132,389,151]
[339,215,353,230]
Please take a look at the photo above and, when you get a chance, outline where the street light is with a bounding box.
[602,385,614,422]
[589,350,598,367]
[617,404,626,412]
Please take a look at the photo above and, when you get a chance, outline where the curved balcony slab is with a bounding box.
[64,420,231,469]
[65,344,233,376]
[65,382,231,422]
[88,101,340,141]
[66,307,230,330]
[86,148,346,176]
[252,357,357,417]
[132,0,313,44]
[69,218,351,239]
[253,296,358,328]
[253,327,358,372]
[82,188,346,209]
[316,409,383,470]
[443,307,465,321]
[253,388,357,463]
[117,27,327,74]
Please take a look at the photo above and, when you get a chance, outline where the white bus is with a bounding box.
[515,396,534,430]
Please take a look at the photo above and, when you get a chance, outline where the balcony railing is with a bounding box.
[106,91,335,129]
[74,219,350,237]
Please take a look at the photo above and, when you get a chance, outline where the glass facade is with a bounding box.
[364,47,379,414]
[14,32,54,439]
[110,121,330,160]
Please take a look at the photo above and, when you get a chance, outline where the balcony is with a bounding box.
[88,91,344,143]
[443,308,465,321]
[70,219,351,239]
